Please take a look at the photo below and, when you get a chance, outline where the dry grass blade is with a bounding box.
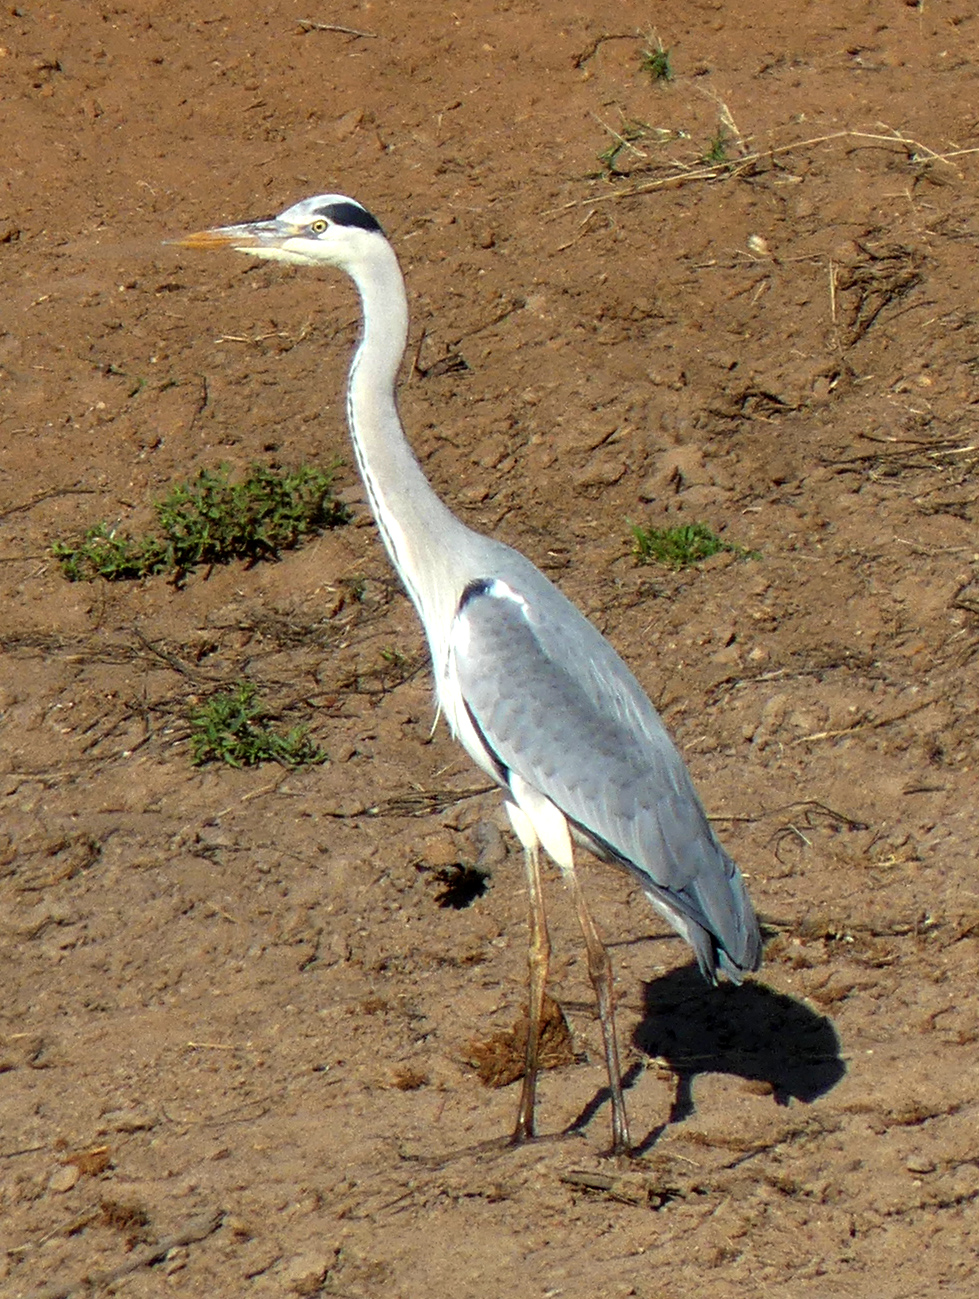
[296,19,377,38]
[792,697,938,744]
[711,800,869,832]
[323,785,495,818]
[572,32,639,69]
[560,1167,678,1208]
[0,486,97,522]
[24,1208,225,1299]
[833,243,924,347]
[544,129,979,215]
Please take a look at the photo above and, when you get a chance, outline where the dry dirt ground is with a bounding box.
[2,2,979,1296]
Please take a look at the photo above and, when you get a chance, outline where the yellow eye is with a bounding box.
[310,219,328,234]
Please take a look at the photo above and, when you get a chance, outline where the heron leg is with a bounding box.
[506,802,550,1145]
[566,869,632,1155]
[507,777,631,1154]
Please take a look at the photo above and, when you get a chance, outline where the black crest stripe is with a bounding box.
[314,201,383,233]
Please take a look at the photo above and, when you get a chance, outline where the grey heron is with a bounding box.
[174,195,762,1154]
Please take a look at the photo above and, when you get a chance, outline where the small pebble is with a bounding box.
[905,1154,935,1174]
[280,1251,334,1296]
[48,1164,80,1193]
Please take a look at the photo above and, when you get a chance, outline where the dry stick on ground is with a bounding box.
[709,799,868,831]
[323,784,495,819]
[0,486,97,522]
[762,912,938,939]
[793,696,937,744]
[545,130,979,215]
[9,1203,103,1259]
[297,19,378,38]
[23,1207,225,1299]
[130,626,231,683]
[572,32,640,69]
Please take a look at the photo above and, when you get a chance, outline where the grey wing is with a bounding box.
[451,578,761,979]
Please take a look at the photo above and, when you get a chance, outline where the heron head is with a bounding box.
[171,194,386,268]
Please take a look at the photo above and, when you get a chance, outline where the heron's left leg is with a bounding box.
[508,775,631,1154]
[506,800,550,1144]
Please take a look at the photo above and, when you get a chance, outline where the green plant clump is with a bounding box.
[630,521,755,570]
[640,43,672,82]
[703,129,731,165]
[53,521,162,582]
[53,463,350,582]
[189,682,326,768]
[597,119,651,175]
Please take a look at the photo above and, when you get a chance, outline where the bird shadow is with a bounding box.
[564,962,845,1154]
[624,963,846,1154]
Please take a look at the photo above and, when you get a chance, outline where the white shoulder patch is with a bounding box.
[450,576,530,667]
[485,578,530,614]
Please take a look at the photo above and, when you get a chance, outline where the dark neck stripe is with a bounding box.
[458,577,495,612]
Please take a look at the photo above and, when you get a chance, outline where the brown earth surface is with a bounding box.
[3,1,979,1296]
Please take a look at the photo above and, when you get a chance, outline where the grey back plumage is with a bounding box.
[445,536,762,982]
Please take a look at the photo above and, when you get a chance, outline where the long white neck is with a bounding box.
[343,239,476,672]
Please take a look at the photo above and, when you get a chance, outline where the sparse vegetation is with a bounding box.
[188,682,326,768]
[640,41,672,82]
[53,463,350,582]
[630,521,756,570]
[597,119,652,175]
[380,646,410,672]
[703,128,731,165]
[344,574,368,602]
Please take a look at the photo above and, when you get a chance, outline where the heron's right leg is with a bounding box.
[564,867,631,1155]
[506,800,550,1145]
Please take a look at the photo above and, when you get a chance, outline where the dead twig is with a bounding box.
[572,32,638,69]
[0,486,97,522]
[793,696,937,744]
[130,627,228,682]
[323,785,495,819]
[23,1207,225,1299]
[560,1167,677,1207]
[763,912,936,940]
[710,799,869,832]
[545,129,979,214]
[297,19,378,38]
